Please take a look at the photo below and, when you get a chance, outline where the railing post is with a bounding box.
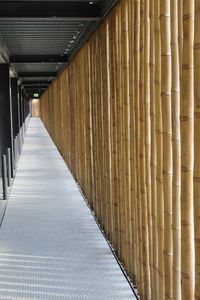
[17,132,21,155]
[2,155,7,200]
[6,148,11,186]
[14,137,18,169]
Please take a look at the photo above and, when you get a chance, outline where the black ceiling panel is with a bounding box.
[0,2,101,19]
[0,19,89,55]
[0,0,118,96]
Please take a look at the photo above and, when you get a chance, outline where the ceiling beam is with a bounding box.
[22,81,51,85]
[0,2,101,20]
[23,83,49,87]
[25,86,46,89]
[26,89,42,92]
[23,85,48,89]
[19,72,57,78]
[10,55,68,64]
[25,89,44,93]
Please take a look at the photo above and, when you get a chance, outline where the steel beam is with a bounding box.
[0,2,101,20]
[25,89,46,92]
[23,85,49,89]
[22,81,51,85]
[19,72,57,78]
[10,55,68,63]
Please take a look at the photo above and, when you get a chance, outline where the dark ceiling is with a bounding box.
[0,0,117,98]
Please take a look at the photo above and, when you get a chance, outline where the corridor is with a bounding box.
[0,118,136,300]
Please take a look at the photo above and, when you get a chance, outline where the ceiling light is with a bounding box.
[89,1,94,4]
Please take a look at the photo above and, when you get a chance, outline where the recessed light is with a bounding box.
[89,1,94,4]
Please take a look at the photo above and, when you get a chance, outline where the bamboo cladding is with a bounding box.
[40,0,200,298]
[31,99,40,118]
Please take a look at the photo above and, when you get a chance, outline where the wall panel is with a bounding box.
[40,0,199,299]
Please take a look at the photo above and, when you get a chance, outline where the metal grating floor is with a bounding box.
[0,118,136,300]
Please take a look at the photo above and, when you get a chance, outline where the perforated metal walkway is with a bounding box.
[0,118,136,300]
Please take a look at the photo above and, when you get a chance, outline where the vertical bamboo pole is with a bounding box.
[160,1,173,298]
[150,0,157,298]
[144,0,152,297]
[126,0,132,276]
[194,1,200,298]
[178,0,184,75]
[128,0,136,280]
[110,9,119,251]
[181,0,195,299]
[154,0,165,298]
[134,0,142,291]
[117,4,124,264]
[139,1,150,298]
[171,1,181,299]
[106,20,113,242]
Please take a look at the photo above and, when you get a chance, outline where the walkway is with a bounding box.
[0,118,136,300]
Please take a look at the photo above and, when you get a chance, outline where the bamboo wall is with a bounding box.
[40,0,200,299]
[31,99,40,118]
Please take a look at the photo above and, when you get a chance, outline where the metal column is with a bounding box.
[0,64,14,178]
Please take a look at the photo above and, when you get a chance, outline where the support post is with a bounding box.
[0,64,14,181]
[6,148,11,186]
[1,155,7,200]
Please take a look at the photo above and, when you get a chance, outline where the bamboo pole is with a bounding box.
[178,0,184,76]
[160,0,173,298]
[194,1,200,298]
[154,0,165,299]
[122,1,132,273]
[128,0,136,280]
[116,4,125,264]
[144,0,151,297]
[171,1,181,299]
[139,1,150,298]
[181,0,195,299]
[134,0,142,292]
[111,8,120,252]
[150,0,157,298]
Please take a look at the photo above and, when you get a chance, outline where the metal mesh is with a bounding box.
[0,19,88,55]
[0,119,137,300]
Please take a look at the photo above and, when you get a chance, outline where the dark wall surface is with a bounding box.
[0,64,13,175]
[11,78,20,138]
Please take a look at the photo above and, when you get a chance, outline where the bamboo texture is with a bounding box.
[171,0,181,299]
[40,0,198,298]
[194,1,200,299]
[181,1,195,299]
[31,99,40,117]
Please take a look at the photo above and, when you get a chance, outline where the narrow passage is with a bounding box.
[0,118,136,300]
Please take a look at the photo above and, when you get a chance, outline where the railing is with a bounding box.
[1,113,31,200]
